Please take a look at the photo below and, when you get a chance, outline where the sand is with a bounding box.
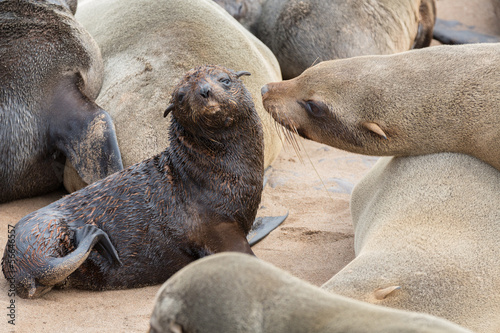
[0,0,496,332]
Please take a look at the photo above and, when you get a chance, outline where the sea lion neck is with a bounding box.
[166,115,264,183]
[164,113,264,229]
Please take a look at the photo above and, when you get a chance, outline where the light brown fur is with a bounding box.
[322,153,500,333]
[149,252,472,333]
[262,43,500,171]
[75,0,282,171]
[253,0,435,79]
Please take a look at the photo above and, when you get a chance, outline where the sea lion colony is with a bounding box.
[2,64,265,299]
[1,0,496,332]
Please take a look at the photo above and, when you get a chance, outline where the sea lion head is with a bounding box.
[261,60,390,151]
[164,65,253,135]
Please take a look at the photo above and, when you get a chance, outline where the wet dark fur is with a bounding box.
[2,65,264,297]
[0,0,122,202]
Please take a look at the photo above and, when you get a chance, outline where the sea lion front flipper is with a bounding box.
[49,74,123,189]
[433,18,500,45]
[203,220,255,255]
[247,212,289,246]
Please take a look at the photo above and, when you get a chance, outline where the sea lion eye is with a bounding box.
[219,77,231,86]
[302,100,328,118]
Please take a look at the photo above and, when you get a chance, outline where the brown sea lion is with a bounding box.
[0,0,123,203]
[322,153,500,332]
[252,0,436,79]
[149,252,473,333]
[2,65,264,299]
[262,43,500,171]
[74,0,282,173]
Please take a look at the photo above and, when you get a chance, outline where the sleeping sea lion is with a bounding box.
[252,0,436,79]
[0,0,123,202]
[149,252,473,333]
[322,153,500,332]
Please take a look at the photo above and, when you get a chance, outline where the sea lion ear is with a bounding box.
[235,71,251,78]
[164,103,175,117]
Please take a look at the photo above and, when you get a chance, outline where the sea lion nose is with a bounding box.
[199,82,211,98]
[261,84,269,96]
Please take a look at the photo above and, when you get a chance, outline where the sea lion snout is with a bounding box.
[198,81,212,98]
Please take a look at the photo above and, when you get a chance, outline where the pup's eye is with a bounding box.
[178,93,185,102]
[219,78,231,86]
[302,100,328,117]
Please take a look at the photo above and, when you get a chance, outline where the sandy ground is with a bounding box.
[0,0,497,332]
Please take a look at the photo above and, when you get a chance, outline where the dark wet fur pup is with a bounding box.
[2,65,264,299]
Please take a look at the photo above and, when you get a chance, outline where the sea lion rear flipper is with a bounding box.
[433,18,500,45]
[247,212,289,246]
[25,225,121,298]
[41,225,121,285]
[49,74,123,189]
[91,232,123,267]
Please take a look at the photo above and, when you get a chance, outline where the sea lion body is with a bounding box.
[212,0,263,30]
[252,0,436,79]
[0,0,123,202]
[262,43,500,171]
[149,253,473,333]
[2,65,264,299]
[74,0,281,173]
[322,153,500,332]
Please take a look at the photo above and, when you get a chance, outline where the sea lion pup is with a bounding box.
[322,153,500,332]
[252,0,436,79]
[2,65,264,299]
[262,43,500,172]
[0,0,123,203]
[74,0,281,172]
[149,253,472,333]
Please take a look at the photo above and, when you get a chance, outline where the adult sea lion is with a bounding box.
[212,0,262,30]
[321,153,500,332]
[149,252,472,333]
[252,0,436,79]
[74,0,282,171]
[0,0,123,203]
[261,43,500,171]
[2,65,264,299]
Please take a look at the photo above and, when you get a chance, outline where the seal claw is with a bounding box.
[374,285,401,300]
[362,122,388,140]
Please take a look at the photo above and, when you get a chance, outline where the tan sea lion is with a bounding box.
[149,252,473,333]
[322,153,500,332]
[252,0,436,79]
[74,0,282,172]
[0,0,123,203]
[2,65,265,299]
[262,43,500,171]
